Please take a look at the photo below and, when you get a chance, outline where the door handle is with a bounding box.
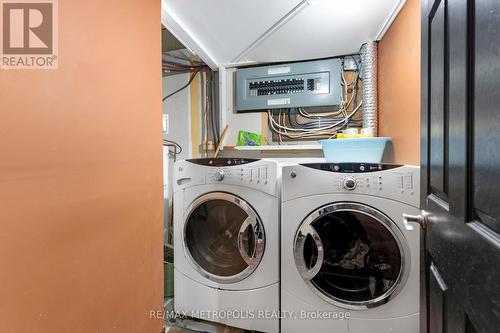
[294,224,324,281]
[237,216,264,268]
[403,213,427,230]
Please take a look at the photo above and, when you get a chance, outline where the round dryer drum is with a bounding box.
[294,202,410,309]
[184,192,265,283]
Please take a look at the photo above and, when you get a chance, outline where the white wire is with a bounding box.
[278,111,283,144]
[268,101,363,138]
[298,107,343,118]
[267,63,362,140]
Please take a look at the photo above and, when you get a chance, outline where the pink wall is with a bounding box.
[379,0,421,165]
[0,0,164,332]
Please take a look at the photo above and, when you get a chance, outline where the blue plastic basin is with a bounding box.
[319,137,391,163]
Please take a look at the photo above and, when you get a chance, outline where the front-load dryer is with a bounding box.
[281,163,420,333]
[173,158,279,333]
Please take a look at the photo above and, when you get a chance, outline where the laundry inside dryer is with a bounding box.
[301,209,402,303]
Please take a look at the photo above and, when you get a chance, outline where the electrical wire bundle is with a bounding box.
[162,56,207,73]
[204,69,220,152]
[162,60,205,159]
[163,139,182,161]
[162,59,208,101]
[268,56,363,141]
[162,59,220,157]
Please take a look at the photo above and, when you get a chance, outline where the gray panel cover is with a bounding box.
[235,58,342,112]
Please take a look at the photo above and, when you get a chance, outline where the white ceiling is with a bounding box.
[162,0,406,69]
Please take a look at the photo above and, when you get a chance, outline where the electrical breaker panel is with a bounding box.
[235,58,342,112]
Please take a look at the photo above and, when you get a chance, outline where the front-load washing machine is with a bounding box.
[173,158,279,333]
[281,163,420,333]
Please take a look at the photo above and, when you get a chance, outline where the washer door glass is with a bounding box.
[294,202,407,309]
[185,192,265,283]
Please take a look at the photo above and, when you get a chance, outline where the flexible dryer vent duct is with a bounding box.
[360,42,378,136]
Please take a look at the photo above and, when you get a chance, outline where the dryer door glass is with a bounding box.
[294,203,407,309]
[185,193,265,283]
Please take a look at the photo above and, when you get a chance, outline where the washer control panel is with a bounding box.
[213,170,225,182]
[186,157,259,167]
[207,164,270,185]
[174,159,278,196]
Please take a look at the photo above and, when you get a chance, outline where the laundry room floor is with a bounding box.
[164,298,245,333]
[165,320,245,333]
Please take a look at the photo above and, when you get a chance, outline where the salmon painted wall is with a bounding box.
[0,1,164,332]
[379,0,421,165]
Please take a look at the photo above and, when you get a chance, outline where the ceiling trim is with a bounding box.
[231,0,309,63]
[375,0,407,40]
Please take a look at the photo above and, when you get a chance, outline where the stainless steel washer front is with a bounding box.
[183,192,265,284]
[294,202,410,310]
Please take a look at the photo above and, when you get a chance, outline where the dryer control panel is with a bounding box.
[282,163,420,207]
[331,172,416,195]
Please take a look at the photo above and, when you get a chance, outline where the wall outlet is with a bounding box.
[162,114,169,134]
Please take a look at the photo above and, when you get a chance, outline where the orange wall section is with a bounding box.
[0,1,164,332]
[379,0,421,165]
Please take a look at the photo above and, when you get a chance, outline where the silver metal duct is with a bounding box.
[360,42,378,136]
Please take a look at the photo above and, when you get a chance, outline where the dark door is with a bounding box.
[420,0,500,332]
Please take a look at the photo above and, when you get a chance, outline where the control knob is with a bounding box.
[214,170,225,181]
[343,177,357,191]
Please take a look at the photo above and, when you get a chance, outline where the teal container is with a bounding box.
[319,137,391,163]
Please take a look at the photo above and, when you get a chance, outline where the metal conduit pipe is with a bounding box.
[360,41,378,136]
